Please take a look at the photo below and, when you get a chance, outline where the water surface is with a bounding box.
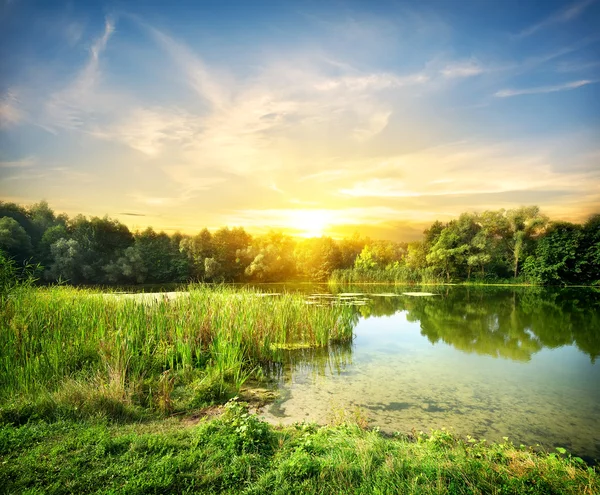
[260,286,600,462]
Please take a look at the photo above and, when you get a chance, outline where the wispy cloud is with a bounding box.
[516,0,596,38]
[0,89,24,128]
[43,16,115,132]
[335,140,599,207]
[494,79,595,97]
[0,156,35,168]
[440,60,485,78]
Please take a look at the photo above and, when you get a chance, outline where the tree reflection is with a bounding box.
[331,286,600,363]
[401,287,600,362]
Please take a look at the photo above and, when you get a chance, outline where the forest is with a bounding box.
[1,200,599,286]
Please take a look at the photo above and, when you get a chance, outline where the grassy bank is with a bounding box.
[1,400,597,495]
[0,286,355,422]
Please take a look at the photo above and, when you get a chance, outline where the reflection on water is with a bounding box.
[260,287,600,462]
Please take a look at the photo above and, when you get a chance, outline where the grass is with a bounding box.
[0,399,597,495]
[0,285,356,422]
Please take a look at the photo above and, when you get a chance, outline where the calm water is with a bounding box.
[259,286,600,462]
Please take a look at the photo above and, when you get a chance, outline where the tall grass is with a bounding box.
[0,286,356,419]
[330,267,444,285]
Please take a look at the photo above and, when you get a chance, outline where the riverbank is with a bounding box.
[1,400,597,495]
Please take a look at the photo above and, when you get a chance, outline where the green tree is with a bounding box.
[243,231,296,282]
[523,222,585,285]
[212,227,252,281]
[180,228,214,279]
[338,233,368,269]
[426,228,469,282]
[295,236,342,281]
[0,217,33,262]
[354,245,378,271]
[581,215,600,284]
[47,238,82,283]
[467,229,492,279]
[62,215,134,283]
[481,207,548,279]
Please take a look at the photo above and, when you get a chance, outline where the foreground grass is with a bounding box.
[0,286,355,422]
[1,400,597,495]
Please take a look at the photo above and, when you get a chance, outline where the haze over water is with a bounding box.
[261,287,600,462]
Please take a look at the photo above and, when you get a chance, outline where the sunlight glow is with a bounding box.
[287,210,332,238]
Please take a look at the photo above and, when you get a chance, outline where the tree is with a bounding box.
[38,224,69,267]
[426,214,479,281]
[354,245,378,271]
[125,228,189,284]
[47,238,82,283]
[338,233,368,269]
[212,227,252,281]
[66,215,134,283]
[180,228,214,280]
[523,222,585,285]
[481,207,548,279]
[426,228,469,282]
[506,207,548,278]
[582,215,600,284]
[467,229,492,279]
[295,237,342,281]
[406,241,428,271]
[28,200,59,234]
[243,231,296,282]
[0,217,33,262]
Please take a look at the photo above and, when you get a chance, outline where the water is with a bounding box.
[259,286,600,462]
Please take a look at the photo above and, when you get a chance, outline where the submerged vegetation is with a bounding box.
[1,200,599,287]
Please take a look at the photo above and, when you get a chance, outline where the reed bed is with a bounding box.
[0,286,356,419]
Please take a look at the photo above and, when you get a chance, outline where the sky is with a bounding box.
[0,0,599,241]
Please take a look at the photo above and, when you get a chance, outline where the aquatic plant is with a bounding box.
[0,285,355,419]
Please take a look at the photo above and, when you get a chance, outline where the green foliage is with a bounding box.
[0,200,597,287]
[1,419,596,494]
[0,251,39,300]
[295,236,342,281]
[0,217,33,261]
[0,286,355,418]
[243,231,297,282]
[523,222,585,285]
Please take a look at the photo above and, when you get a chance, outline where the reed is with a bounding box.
[0,286,355,418]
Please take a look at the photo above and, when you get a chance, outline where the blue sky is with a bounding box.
[1,0,599,239]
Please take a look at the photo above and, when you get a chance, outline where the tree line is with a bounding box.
[0,201,598,286]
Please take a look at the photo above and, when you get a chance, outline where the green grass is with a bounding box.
[1,400,597,495]
[0,286,355,421]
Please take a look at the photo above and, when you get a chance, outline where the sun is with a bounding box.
[287,210,331,238]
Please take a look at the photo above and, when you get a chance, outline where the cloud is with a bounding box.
[0,90,24,128]
[340,178,420,198]
[516,0,596,38]
[335,141,599,209]
[494,79,595,97]
[43,17,115,132]
[90,107,202,156]
[440,60,485,78]
[0,156,35,168]
[143,22,229,109]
